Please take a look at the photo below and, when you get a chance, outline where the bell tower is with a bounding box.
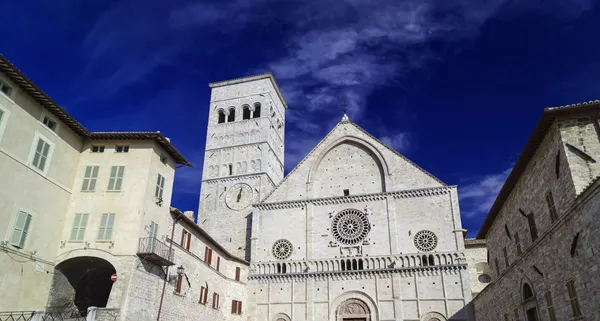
[197,73,286,260]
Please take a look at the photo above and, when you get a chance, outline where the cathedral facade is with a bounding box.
[198,74,474,321]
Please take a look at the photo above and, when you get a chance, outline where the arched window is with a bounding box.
[277,263,281,274]
[227,107,235,122]
[523,283,534,300]
[242,105,251,120]
[282,264,287,274]
[422,255,428,266]
[358,259,364,270]
[217,110,226,124]
[341,260,346,271]
[253,103,261,118]
[346,259,352,271]
[428,255,435,266]
[352,259,358,271]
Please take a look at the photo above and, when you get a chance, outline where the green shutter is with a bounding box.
[10,211,32,248]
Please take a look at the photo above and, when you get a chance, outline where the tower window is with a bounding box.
[253,103,261,118]
[343,189,349,196]
[227,107,235,122]
[228,164,233,176]
[217,110,226,124]
[242,105,251,120]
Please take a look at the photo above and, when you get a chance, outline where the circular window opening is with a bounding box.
[272,239,293,260]
[414,230,438,252]
[331,209,371,245]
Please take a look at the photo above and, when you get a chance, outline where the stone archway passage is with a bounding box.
[336,298,371,321]
[48,256,116,316]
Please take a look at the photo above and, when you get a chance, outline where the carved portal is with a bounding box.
[336,298,371,321]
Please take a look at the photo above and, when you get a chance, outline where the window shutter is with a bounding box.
[238,301,242,314]
[176,275,182,293]
[235,267,240,281]
[108,166,117,190]
[89,166,99,191]
[70,214,82,241]
[10,211,32,248]
[231,300,235,313]
[115,166,124,190]
[208,248,212,265]
[216,257,220,271]
[186,232,191,250]
[181,229,185,247]
[204,287,209,304]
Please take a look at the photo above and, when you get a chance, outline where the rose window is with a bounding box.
[272,239,293,260]
[331,209,371,245]
[414,230,438,252]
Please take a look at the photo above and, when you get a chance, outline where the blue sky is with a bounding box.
[1,0,598,237]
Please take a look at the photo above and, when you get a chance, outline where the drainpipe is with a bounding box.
[156,212,183,321]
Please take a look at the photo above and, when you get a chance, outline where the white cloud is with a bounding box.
[381,133,410,152]
[459,167,512,218]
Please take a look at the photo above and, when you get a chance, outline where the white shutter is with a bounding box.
[82,166,99,191]
[10,211,32,248]
[98,213,115,241]
[155,174,165,199]
[108,166,124,191]
[70,213,89,241]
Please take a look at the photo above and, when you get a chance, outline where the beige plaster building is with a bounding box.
[472,101,600,321]
[0,54,192,319]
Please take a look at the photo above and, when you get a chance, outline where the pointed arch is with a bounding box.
[308,135,389,184]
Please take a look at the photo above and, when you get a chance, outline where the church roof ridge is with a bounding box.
[346,120,447,186]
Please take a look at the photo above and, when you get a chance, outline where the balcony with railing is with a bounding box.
[137,237,174,266]
[249,251,468,279]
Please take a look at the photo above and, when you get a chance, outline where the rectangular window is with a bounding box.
[107,166,125,191]
[204,247,213,265]
[115,145,129,153]
[527,214,538,242]
[155,174,165,199]
[91,145,105,153]
[216,257,221,272]
[181,229,191,250]
[70,213,89,241]
[514,232,522,255]
[199,286,208,304]
[176,275,183,294]
[545,192,558,223]
[97,213,115,241]
[42,116,57,131]
[343,189,350,196]
[160,153,168,164]
[0,80,12,96]
[235,267,241,281]
[81,166,100,191]
[495,258,500,276]
[231,300,242,314]
[555,150,560,178]
[9,211,32,248]
[503,247,509,268]
[545,291,557,321]
[31,137,51,171]
[212,292,220,309]
[566,280,582,316]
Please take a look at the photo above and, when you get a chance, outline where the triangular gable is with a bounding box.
[262,118,445,203]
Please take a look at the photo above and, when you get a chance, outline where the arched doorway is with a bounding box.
[47,256,116,316]
[336,298,371,321]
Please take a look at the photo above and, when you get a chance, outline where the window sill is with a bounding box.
[173,292,185,297]
[105,190,123,193]
[80,190,96,193]
[68,241,84,243]
[96,240,114,243]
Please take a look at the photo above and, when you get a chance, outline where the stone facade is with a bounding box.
[463,239,489,298]
[473,102,600,321]
[248,117,473,321]
[197,73,286,260]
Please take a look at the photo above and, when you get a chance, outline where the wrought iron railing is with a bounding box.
[137,237,174,265]
[0,308,118,321]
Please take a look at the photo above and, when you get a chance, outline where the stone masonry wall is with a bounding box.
[473,179,600,320]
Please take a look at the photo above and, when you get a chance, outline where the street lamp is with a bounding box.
[176,265,184,276]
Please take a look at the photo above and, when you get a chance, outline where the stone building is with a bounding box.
[472,101,600,321]
[197,74,476,321]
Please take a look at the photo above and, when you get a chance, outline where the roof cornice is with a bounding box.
[208,72,287,108]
